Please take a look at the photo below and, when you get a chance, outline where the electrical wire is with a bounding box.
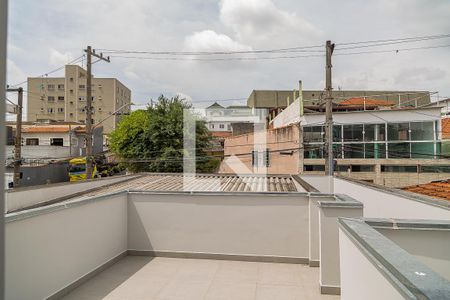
[9,55,85,87]
[98,33,450,56]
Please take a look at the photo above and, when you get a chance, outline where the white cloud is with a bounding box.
[395,67,446,85]
[6,59,26,85]
[49,48,74,67]
[184,30,252,52]
[219,0,322,47]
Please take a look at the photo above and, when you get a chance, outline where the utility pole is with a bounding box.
[324,40,335,176]
[84,46,110,179]
[6,87,23,187]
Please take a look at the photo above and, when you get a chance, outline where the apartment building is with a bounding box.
[27,65,131,137]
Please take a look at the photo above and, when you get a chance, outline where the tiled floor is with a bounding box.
[62,256,340,300]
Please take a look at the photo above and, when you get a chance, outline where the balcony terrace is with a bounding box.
[4,173,450,300]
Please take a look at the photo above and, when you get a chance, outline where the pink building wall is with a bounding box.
[219,125,301,174]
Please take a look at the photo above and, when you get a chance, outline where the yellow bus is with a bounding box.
[69,157,99,181]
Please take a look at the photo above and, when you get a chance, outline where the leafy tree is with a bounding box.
[109,95,219,173]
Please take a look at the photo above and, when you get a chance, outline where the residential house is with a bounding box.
[5,123,103,164]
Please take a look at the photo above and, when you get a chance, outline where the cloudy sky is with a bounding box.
[6,0,450,110]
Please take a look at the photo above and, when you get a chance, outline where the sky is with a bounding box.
[6,0,450,112]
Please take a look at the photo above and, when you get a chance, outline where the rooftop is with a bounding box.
[337,97,395,107]
[442,118,450,139]
[62,256,336,300]
[5,175,450,299]
[402,179,450,201]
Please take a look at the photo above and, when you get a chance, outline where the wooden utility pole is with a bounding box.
[324,40,335,176]
[7,87,23,187]
[84,46,110,179]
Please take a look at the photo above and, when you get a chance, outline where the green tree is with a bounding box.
[109,95,219,173]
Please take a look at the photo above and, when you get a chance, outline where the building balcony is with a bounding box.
[4,174,450,300]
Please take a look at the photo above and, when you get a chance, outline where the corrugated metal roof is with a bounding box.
[81,173,302,198]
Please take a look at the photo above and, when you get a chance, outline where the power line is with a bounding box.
[108,44,450,62]
[97,45,325,56]
[334,44,450,57]
[109,53,325,61]
[9,55,85,87]
[336,33,450,46]
[98,33,450,56]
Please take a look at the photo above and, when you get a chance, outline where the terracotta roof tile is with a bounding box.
[22,125,88,134]
[442,118,450,139]
[338,97,396,107]
[22,126,72,133]
[210,131,232,138]
[402,179,450,201]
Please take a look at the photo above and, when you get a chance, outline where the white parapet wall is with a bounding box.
[127,191,310,260]
[5,174,138,212]
[339,218,450,300]
[333,177,450,220]
[339,227,405,300]
[5,192,128,300]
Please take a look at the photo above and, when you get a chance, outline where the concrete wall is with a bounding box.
[5,175,135,212]
[339,228,404,300]
[303,158,450,188]
[128,192,310,259]
[6,145,71,161]
[318,201,363,293]
[220,125,301,174]
[333,177,450,220]
[301,175,334,194]
[5,193,128,300]
[5,162,69,188]
[378,228,450,281]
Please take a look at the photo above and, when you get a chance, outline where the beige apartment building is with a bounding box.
[27,65,131,137]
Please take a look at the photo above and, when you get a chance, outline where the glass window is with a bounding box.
[58,96,64,101]
[304,165,325,172]
[333,125,342,142]
[364,124,386,141]
[420,165,450,173]
[411,142,434,158]
[304,144,323,159]
[57,84,64,90]
[365,143,386,159]
[351,165,375,172]
[388,142,411,158]
[26,138,39,146]
[387,123,409,141]
[303,126,324,143]
[343,143,364,158]
[332,144,343,158]
[47,84,55,90]
[381,165,417,173]
[50,138,64,146]
[410,122,434,141]
[343,124,363,142]
[336,165,350,172]
[47,96,55,102]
